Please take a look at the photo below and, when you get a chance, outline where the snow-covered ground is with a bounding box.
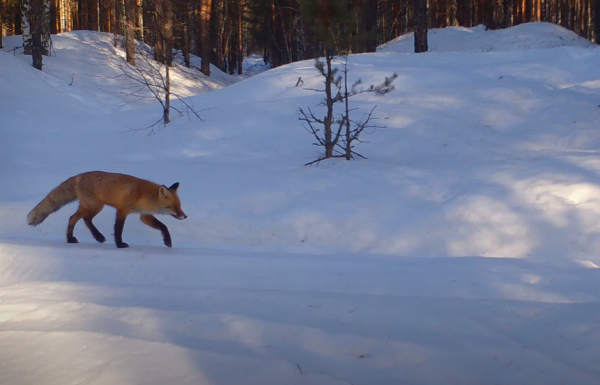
[242,54,271,77]
[377,22,594,53]
[2,23,600,384]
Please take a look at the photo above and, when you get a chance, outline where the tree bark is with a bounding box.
[42,0,50,55]
[237,0,244,75]
[22,0,31,54]
[89,0,99,30]
[163,0,173,65]
[164,63,170,124]
[200,0,212,75]
[182,0,191,68]
[226,0,234,74]
[124,0,135,65]
[324,53,334,158]
[114,0,122,46]
[135,0,142,39]
[211,0,224,70]
[0,0,4,49]
[30,0,43,69]
[595,0,600,41]
[50,0,57,34]
[413,0,428,53]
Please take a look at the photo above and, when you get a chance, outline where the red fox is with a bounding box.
[28,171,187,248]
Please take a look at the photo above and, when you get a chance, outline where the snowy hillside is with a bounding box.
[2,23,600,385]
[2,31,238,112]
[378,22,593,53]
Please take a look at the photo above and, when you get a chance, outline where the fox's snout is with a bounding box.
[172,210,187,220]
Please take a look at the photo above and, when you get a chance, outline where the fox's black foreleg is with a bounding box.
[114,210,129,248]
[140,214,172,247]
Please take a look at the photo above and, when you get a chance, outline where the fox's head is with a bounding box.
[159,182,187,220]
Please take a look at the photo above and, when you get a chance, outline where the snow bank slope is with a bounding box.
[3,26,600,262]
[378,22,593,53]
[2,24,600,385]
[2,31,237,111]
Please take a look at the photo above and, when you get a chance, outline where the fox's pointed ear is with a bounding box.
[159,185,172,198]
[169,182,180,191]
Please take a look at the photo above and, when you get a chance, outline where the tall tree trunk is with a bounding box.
[22,0,32,54]
[226,0,234,74]
[135,0,142,39]
[30,0,43,69]
[595,0,600,41]
[42,0,50,55]
[211,0,223,70]
[79,0,87,32]
[200,0,212,75]
[324,52,334,159]
[362,0,378,51]
[413,0,428,52]
[525,0,533,20]
[485,0,495,28]
[237,0,243,75]
[182,0,191,67]
[124,0,135,65]
[164,63,170,124]
[503,0,511,27]
[0,0,4,49]
[89,0,98,30]
[163,0,173,65]
[100,0,110,31]
[270,0,282,67]
[50,0,57,33]
[151,0,164,61]
[114,0,122,46]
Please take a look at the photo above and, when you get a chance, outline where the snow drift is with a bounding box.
[2,23,600,385]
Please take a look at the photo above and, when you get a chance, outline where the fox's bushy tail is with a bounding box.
[28,177,78,226]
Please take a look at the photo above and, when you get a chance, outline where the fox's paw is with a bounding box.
[164,238,172,248]
[67,236,79,244]
[94,234,106,243]
[116,242,129,249]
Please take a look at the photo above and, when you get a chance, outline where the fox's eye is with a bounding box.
[161,205,169,209]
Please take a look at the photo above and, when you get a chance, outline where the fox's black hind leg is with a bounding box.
[82,204,106,243]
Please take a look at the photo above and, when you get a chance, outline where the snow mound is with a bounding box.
[2,31,238,111]
[377,22,593,53]
[4,20,600,385]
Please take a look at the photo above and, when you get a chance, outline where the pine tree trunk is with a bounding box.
[50,0,57,33]
[152,0,164,62]
[595,0,600,41]
[270,0,281,67]
[124,0,135,65]
[30,0,43,69]
[183,0,191,68]
[89,0,98,30]
[413,0,428,52]
[363,0,378,52]
[0,0,4,49]
[78,0,87,32]
[164,63,170,124]
[237,0,243,75]
[211,0,224,70]
[114,0,122,46]
[226,1,234,74]
[324,53,334,159]
[163,0,173,66]
[210,0,225,68]
[200,0,212,75]
[100,0,110,31]
[135,0,142,40]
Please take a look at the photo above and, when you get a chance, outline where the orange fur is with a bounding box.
[28,171,187,248]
